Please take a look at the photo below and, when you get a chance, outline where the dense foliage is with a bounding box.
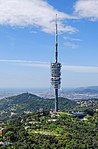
[1,111,98,149]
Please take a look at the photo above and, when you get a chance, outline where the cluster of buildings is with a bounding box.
[76,99,98,107]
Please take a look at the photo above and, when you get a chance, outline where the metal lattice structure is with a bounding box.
[51,15,61,112]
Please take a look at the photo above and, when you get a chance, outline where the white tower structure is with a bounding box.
[51,15,61,112]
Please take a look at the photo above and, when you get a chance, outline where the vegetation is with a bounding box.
[0,92,98,148]
[0,93,78,121]
[1,110,98,148]
[0,93,98,121]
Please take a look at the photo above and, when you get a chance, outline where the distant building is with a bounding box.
[72,112,86,119]
[0,128,5,137]
[0,121,4,126]
[3,142,12,146]
[0,141,3,145]
[0,141,12,146]
[51,113,56,118]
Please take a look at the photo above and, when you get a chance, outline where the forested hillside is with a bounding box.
[0,111,98,148]
[0,93,77,121]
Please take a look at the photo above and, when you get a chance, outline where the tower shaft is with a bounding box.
[55,14,58,112]
[51,15,61,112]
[55,88,58,112]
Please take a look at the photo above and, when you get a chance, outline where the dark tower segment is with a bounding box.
[51,15,61,112]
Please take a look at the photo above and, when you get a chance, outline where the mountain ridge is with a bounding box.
[0,93,77,121]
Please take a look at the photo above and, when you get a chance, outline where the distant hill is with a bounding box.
[73,86,98,92]
[62,86,98,99]
[0,93,77,121]
[0,86,98,100]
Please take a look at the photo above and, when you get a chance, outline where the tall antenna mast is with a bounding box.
[51,14,61,112]
[55,14,58,63]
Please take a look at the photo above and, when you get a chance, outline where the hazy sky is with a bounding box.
[0,0,98,88]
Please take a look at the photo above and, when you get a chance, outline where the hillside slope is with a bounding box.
[0,93,77,121]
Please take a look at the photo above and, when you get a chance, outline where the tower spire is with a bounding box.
[51,14,61,112]
[55,14,58,63]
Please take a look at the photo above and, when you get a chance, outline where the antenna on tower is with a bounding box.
[55,14,58,63]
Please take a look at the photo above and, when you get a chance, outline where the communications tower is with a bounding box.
[51,15,61,112]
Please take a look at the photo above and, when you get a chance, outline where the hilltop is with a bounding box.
[0,92,98,121]
[0,93,77,121]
